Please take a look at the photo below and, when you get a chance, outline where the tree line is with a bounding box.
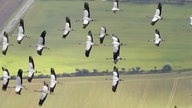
[5,64,192,80]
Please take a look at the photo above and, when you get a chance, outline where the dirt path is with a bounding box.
[0,0,35,37]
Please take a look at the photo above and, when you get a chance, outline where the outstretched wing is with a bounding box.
[85,30,93,57]
[2,67,10,91]
[39,82,49,106]
[19,18,25,34]
[156,2,162,16]
[2,32,9,55]
[15,69,23,95]
[151,3,162,26]
[50,68,57,93]
[99,26,107,44]
[37,30,46,55]
[17,19,25,44]
[83,2,90,28]
[112,35,120,53]
[28,56,35,82]
[63,16,71,38]
[84,2,90,18]
[38,30,46,45]
[29,56,35,70]
[112,66,119,92]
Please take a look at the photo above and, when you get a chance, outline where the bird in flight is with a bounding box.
[17,18,29,44]
[1,67,11,91]
[148,29,164,47]
[151,2,163,26]
[84,30,97,57]
[106,66,123,92]
[1,31,9,55]
[62,16,72,39]
[27,56,39,82]
[34,81,49,106]
[49,68,58,94]
[95,26,109,44]
[105,34,126,64]
[76,2,95,29]
[15,69,23,95]
[112,0,120,13]
[30,30,49,55]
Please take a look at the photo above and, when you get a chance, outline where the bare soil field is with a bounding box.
[0,0,24,29]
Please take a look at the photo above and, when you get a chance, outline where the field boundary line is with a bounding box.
[165,78,179,108]
[124,75,192,82]
[0,0,35,37]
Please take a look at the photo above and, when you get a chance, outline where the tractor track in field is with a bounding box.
[139,80,148,108]
[165,78,179,108]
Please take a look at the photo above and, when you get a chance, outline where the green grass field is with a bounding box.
[1,0,192,75]
[0,72,192,108]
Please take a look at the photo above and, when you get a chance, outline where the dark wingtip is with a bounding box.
[62,35,67,39]
[27,77,32,82]
[83,24,87,29]
[37,51,42,56]
[85,51,89,57]
[17,40,21,44]
[2,51,7,55]
[112,86,117,92]
[151,22,155,26]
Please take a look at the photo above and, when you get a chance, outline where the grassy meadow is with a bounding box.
[1,0,192,75]
[0,72,192,108]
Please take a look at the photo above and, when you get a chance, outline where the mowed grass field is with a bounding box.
[1,0,192,75]
[0,72,192,108]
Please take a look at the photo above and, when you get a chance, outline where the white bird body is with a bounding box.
[37,44,44,51]
[112,0,119,13]
[38,82,49,106]
[28,68,35,77]
[2,67,11,91]
[82,2,95,29]
[50,75,57,89]
[151,3,162,26]
[17,26,25,40]
[83,12,90,26]
[27,56,36,82]
[2,38,8,51]
[63,23,71,35]
[49,68,58,94]
[2,70,11,85]
[15,69,23,95]
[112,73,119,87]
[17,19,26,44]
[112,66,120,92]
[154,29,162,47]
[85,30,94,57]
[36,30,47,55]
[15,84,22,93]
[63,16,72,38]
[112,41,120,53]
[190,17,192,26]
[40,85,49,100]
[85,36,94,50]
[2,32,9,55]
[152,9,161,21]
[99,26,108,44]
[99,31,105,38]
[112,35,121,63]
[155,33,161,45]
